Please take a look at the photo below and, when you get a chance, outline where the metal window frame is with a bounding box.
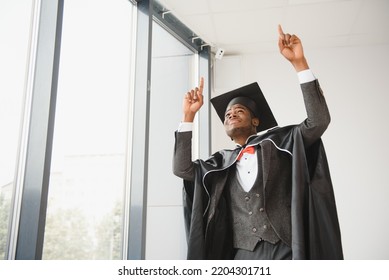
[126,0,153,260]
[6,0,64,260]
[198,49,212,159]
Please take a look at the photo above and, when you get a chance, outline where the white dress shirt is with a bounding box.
[235,145,258,192]
[178,69,316,192]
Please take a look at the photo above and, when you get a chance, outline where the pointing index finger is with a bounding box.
[199,77,204,92]
[278,24,285,37]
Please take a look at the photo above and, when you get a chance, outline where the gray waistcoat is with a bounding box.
[228,151,280,251]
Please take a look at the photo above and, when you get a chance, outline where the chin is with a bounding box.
[226,126,255,138]
[226,126,243,136]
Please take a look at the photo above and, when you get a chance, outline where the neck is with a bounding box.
[227,126,257,146]
[234,137,248,146]
[233,133,257,146]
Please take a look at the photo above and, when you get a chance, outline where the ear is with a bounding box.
[252,117,260,127]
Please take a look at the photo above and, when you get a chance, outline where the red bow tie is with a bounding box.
[237,146,255,161]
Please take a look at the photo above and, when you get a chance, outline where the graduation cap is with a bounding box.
[210,82,278,133]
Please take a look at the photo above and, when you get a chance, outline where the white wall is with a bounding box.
[212,44,389,260]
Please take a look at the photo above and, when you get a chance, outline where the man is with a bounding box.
[173,25,343,260]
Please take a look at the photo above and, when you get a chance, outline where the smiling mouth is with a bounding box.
[227,119,241,125]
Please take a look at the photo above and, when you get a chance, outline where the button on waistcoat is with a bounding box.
[228,150,280,251]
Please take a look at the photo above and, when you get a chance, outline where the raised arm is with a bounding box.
[173,78,205,181]
[278,25,330,146]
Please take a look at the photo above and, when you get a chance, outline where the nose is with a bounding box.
[228,110,237,119]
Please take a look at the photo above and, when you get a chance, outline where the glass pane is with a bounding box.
[43,0,134,259]
[0,1,34,259]
[146,22,195,259]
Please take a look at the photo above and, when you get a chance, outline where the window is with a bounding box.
[2,0,209,260]
[42,0,135,259]
[145,21,197,259]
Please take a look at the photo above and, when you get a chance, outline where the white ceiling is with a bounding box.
[157,0,389,55]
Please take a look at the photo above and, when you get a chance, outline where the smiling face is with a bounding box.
[224,104,259,144]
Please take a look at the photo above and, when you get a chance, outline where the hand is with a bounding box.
[278,24,308,72]
[182,77,204,122]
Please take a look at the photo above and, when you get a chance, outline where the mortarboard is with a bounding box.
[210,82,278,133]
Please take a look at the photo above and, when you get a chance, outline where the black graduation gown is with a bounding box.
[182,125,343,260]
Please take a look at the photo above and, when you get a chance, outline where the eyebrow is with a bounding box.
[225,105,248,115]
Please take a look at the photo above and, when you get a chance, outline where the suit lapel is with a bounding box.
[260,140,273,189]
